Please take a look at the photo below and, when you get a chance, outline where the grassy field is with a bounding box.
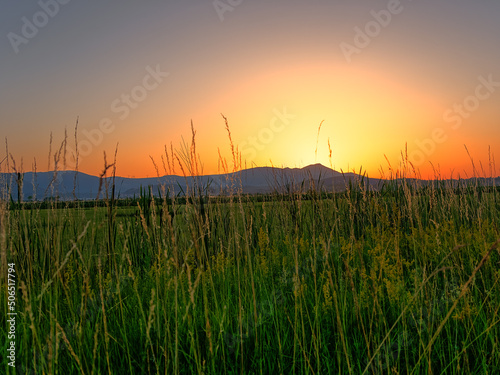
[1,158,500,374]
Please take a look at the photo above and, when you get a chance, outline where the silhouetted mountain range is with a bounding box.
[1,164,499,201]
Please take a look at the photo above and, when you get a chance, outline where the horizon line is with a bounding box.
[1,163,500,181]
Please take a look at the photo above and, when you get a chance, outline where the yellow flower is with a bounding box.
[322,282,333,313]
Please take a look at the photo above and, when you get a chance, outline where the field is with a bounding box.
[1,164,500,374]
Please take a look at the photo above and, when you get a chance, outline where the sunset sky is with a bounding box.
[1,0,500,179]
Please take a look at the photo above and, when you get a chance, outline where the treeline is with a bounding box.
[5,181,500,211]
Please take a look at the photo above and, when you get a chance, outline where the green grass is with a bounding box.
[1,144,500,374]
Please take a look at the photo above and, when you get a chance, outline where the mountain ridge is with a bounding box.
[1,163,499,201]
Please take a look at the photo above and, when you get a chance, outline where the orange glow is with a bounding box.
[5,63,497,181]
[69,61,493,180]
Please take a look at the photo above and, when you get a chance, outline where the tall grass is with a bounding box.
[1,126,500,374]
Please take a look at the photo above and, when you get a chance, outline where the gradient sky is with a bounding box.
[1,0,500,179]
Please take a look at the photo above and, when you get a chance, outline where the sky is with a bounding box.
[1,0,500,179]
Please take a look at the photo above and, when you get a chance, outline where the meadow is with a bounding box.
[1,145,500,374]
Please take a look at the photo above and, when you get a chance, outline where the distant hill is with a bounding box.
[0,164,499,201]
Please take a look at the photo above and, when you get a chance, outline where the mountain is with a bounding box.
[0,164,498,201]
[0,164,348,201]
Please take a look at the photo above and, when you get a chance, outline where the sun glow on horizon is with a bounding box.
[2,2,499,181]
